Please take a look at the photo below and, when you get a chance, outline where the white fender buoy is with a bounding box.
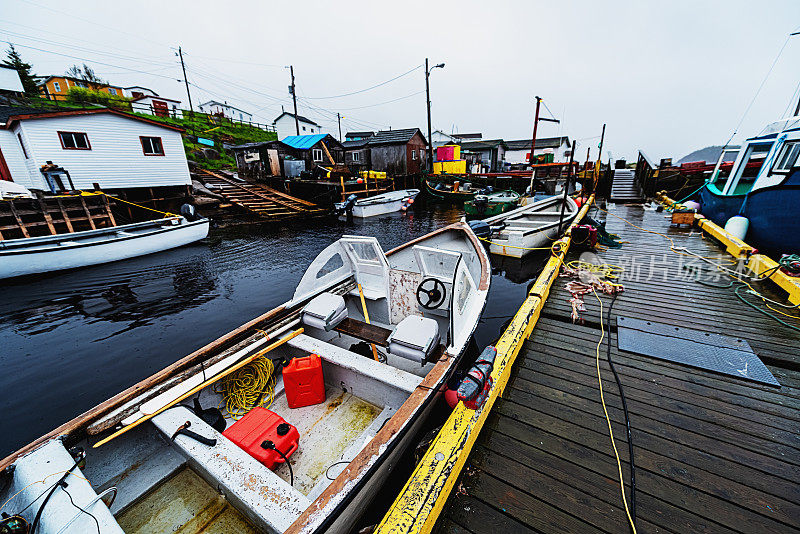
[724,215,749,241]
[683,200,700,211]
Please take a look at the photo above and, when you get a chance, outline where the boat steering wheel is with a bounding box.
[417,278,447,310]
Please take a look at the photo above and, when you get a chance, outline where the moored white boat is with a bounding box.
[0,221,490,534]
[336,188,420,218]
[0,216,210,279]
[479,195,579,258]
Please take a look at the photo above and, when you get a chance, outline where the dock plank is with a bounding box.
[438,204,800,533]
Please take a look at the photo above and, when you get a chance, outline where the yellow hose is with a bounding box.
[215,356,276,419]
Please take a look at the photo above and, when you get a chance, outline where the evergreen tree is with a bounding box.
[1,44,38,94]
[66,63,105,85]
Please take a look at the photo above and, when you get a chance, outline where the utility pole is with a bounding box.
[425,58,433,173]
[178,46,193,113]
[337,113,343,142]
[289,65,299,135]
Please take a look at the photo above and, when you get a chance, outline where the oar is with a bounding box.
[357,284,380,362]
[93,328,303,448]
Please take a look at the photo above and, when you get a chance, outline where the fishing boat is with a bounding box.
[425,178,483,201]
[0,215,210,280]
[336,188,419,218]
[0,222,490,533]
[474,195,579,258]
[464,190,520,218]
[699,117,800,254]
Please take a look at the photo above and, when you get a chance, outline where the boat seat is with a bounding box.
[387,315,440,365]
[302,292,347,331]
[287,333,422,408]
[334,317,393,347]
[151,407,310,534]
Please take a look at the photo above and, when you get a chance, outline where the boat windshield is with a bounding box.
[709,148,740,191]
[724,143,771,195]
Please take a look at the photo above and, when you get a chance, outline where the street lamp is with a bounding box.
[425,59,445,173]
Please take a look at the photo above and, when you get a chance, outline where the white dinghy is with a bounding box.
[0,221,490,534]
[480,195,579,258]
[0,216,210,279]
[336,188,420,218]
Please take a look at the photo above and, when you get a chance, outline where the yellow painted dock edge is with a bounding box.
[657,192,800,306]
[375,195,596,534]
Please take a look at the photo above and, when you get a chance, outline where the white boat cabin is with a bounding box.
[708,117,800,196]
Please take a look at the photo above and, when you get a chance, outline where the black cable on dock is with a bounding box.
[606,293,637,530]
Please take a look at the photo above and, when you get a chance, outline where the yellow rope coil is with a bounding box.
[215,356,276,420]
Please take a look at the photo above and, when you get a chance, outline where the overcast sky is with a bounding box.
[3,0,800,161]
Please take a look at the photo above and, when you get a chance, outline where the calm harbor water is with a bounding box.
[0,199,545,459]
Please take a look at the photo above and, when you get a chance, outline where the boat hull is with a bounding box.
[425,180,478,201]
[464,200,517,218]
[699,180,800,254]
[0,218,210,279]
[487,222,564,258]
[345,189,420,218]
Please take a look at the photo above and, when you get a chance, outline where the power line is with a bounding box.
[333,90,425,111]
[0,40,181,81]
[301,64,422,99]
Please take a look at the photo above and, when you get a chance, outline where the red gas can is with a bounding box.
[283,354,326,408]
[222,407,299,470]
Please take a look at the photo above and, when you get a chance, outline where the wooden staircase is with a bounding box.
[610,169,643,203]
[198,170,329,220]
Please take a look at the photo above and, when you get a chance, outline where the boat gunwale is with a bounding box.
[0,217,209,255]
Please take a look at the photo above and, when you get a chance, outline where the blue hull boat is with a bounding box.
[698,118,800,255]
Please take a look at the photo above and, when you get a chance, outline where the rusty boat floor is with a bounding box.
[438,203,800,533]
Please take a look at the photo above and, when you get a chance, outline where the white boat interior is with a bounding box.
[0,224,489,534]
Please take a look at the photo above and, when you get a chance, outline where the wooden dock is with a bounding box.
[378,202,800,534]
[198,169,328,220]
[437,204,800,533]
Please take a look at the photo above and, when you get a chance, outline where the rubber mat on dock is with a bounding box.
[616,316,780,386]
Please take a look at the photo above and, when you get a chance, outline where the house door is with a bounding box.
[152,100,169,117]
[0,147,13,181]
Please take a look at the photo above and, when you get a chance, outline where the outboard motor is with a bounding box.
[180,203,200,221]
[473,194,489,216]
[468,220,492,239]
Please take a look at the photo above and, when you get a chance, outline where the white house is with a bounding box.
[431,130,482,148]
[0,107,190,192]
[272,112,322,141]
[198,100,253,122]
[131,95,183,119]
[504,136,572,164]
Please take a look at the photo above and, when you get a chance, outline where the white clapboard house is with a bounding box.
[0,106,191,193]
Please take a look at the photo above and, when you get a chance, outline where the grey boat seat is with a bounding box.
[302,292,347,332]
[387,315,440,365]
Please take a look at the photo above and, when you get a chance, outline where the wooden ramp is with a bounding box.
[435,204,800,534]
[198,169,328,220]
[0,194,116,240]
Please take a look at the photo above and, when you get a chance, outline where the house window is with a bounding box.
[140,136,165,156]
[312,148,323,162]
[773,141,800,173]
[310,128,315,133]
[352,151,360,162]
[17,134,28,159]
[109,88,117,95]
[302,126,307,131]
[53,81,61,92]
[412,149,417,160]
[58,131,90,150]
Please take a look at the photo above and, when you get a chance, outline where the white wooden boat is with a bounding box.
[0,216,210,279]
[336,188,419,218]
[0,221,490,534]
[481,195,579,257]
